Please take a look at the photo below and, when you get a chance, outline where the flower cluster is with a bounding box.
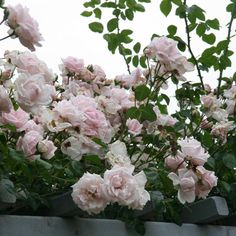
[72,165,150,214]
[166,138,217,203]
[0,3,235,221]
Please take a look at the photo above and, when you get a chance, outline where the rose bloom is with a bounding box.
[168,168,198,204]
[14,73,56,112]
[0,107,29,129]
[126,118,143,136]
[6,4,43,51]
[196,166,218,199]
[145,36,179,61]
[105,140,131,167]
[71,173,109,214]
[211,121,235,143]
[224,85,236,99]
[38,139,57,160]
[53,99,85,127]
[178,138,209,166]
[165,155,185,172]
[115,69,145,88]
[201,94,219,109]
[103,165,150,209]
[18,119,44,134]
[10,51,54,84]
[0,85,12,113]
[17,130,43,157]
[61,56,84,74]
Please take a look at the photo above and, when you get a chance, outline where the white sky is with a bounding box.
[1,1,236,101]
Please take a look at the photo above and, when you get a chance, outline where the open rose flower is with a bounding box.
[6,4,43,51]
[14,73,56,112]
[71,173,109,214]
[168,168,198,204]
[0,107,29,129]
[126,118,143,136]
[38,139,57,160]
[17,130,43,158]
[178,138,209,166]
[196,166,218,199]
[105,141,131,167]
[103,165,150,209]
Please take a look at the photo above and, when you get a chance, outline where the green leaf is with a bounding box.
[101,2,116,8]
[171,0,182,5]
[135,3,145,12]
[81,11,93,17]
[222,153,236,170]
[160,93,170,105]
[140,104,157,122]
[196,23,206,37]
[126,0,137,9]
[206,18,220,30]
[202,131,213,148]
[107,18,118,32]
[0,124,16,132]
[92,137,108,149]
[8,148,25,161]
[138,0,151,2]
[167,25,177,35]
[160,0,172,17]
[132,55,139,67]
[125,107,141,119]
[93,8,102,19]
[125,9,134,20]
[35,159,52,170]
[202,33,216,45]
[133,42,141,53]
[135,85,150,101]
[140,55,147,68]
[188,5,205,21]
[89,22,104,33]
[0,179,16,204]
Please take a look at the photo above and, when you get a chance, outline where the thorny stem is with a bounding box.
[217,3,236,98]
[183,0,204,90]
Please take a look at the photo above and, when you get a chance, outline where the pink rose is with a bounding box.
[10,52,54,84]
[115,69,145,88]
[145,36,179,61]
[103,165,150,209]
[126,118,143,136]
[211,121,235,143]
[224,85,236,99]
[15,73,56,112]
[201,94,218,109]
[178,138,209,166]
[168,168,197,204]
[0,86,12,113]
[81,107,112,142]
[38,139,57,160]
[196,166,218,199]
[18,120,44,134]
[62,56,84,74]
[0,107,29,129]
[71,173,109,214]
[165,155,185,172]
[6,4,43,51]
[105,141,131,167]
[53,100,84,127]
[17,130,43,157]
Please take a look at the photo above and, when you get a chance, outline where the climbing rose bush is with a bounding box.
[0,2,236,231]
